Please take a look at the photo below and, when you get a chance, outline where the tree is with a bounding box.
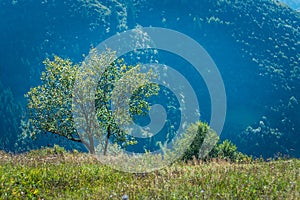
[180,121,218,161]
[26,49,159,154]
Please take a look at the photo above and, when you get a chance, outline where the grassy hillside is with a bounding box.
[0,149,299,199]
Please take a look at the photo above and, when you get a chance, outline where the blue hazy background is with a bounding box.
[0,0,299,158]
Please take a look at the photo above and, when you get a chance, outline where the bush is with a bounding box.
[182,121,251,162]
[27,145,67,158]
[181,121,217,161]
[214,140,252,162]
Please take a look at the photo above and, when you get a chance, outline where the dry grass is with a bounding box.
[0,149,299,199]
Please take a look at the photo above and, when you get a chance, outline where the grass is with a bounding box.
[0,148,299,199]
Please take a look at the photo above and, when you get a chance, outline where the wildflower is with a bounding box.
[122,194,129,200]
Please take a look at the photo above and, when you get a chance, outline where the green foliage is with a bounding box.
[26,145,66,158]
[214,140,250,162]
[182,121,250,162]
[25,49,159,154]
[180,121,216,161]
[93,57,159,148]
[26,56,78,141]
[0,150,299,199]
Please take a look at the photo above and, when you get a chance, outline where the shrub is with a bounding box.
[182,121,251,162]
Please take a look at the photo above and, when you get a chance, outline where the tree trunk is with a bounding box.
[103,125,111,156]
[87,129,95,154]
[89,144,95,154]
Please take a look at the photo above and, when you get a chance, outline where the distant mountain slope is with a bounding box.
[138,0,300,157]
[280,0,300,10]
[0,0,299,157]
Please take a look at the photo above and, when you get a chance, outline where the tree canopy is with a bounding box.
[26,49,159,154]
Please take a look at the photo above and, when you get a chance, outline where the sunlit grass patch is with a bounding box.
[0,149,299,199]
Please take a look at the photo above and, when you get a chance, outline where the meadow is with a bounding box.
[0,147,299,199]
